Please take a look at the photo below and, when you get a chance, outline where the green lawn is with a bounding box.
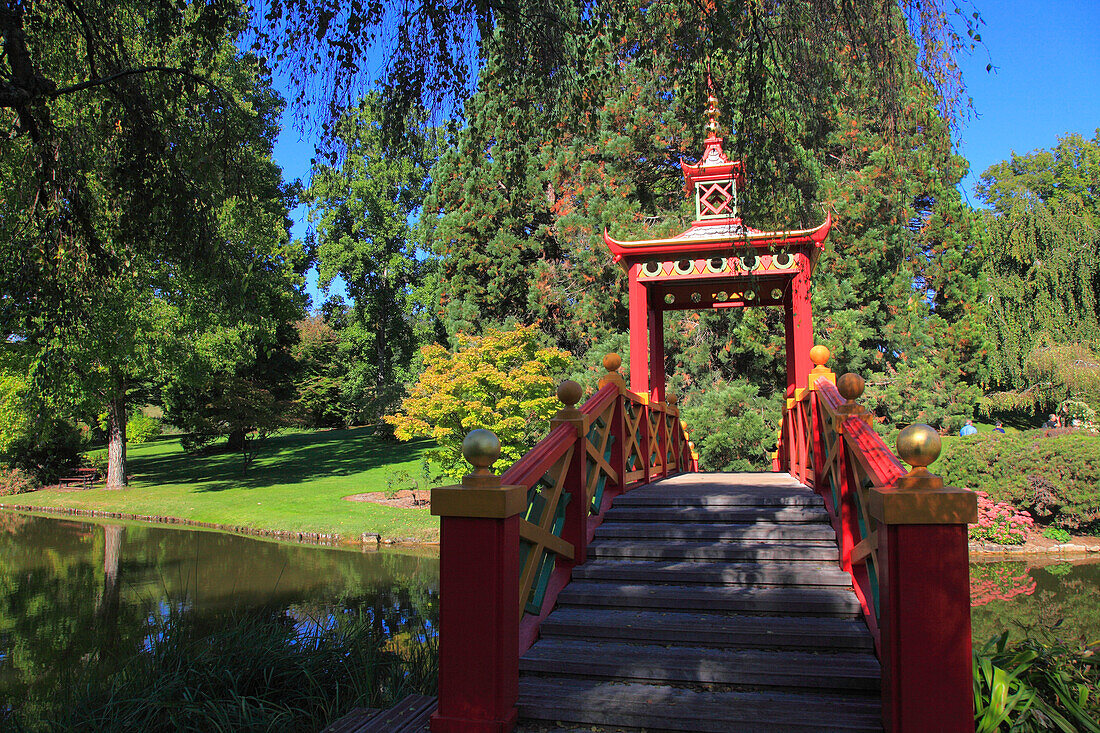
[7,428,440,543]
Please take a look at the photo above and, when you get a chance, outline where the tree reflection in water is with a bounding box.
[0,513,438,723]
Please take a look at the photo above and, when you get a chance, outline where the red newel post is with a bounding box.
[871,424,977,733]
[552,380,589,565]
[807,344,835,495]
[431,430,526,733]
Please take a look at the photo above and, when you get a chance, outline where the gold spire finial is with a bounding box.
[706,94,720,134]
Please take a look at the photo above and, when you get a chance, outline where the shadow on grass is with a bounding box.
[129,428,434,493]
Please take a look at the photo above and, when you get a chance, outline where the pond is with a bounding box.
[971,558,1100,647]
[0,512,438,722]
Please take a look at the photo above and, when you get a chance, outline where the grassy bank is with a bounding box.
[4,428,440,543]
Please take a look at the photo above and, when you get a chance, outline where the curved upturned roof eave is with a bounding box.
[603,213,832,262]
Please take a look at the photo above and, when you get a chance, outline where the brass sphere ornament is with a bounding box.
[809,345,831,367]
[837,373,865,402]
[896,424,941,469]
[557,380,583,408]
[603,353,622,372]
[667,394,678,406]
[462,429,501,474]
[895,423,944,490]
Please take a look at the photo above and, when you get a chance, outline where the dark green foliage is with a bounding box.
[679,381,782,472]
[425,1,987,434]
[292,313,350,428]
[973,629,1099,733]
[978,131,1100,417]
[937,433,1100,532]
[1,417,83,485]
[7,610,437,733]
[305,98,439,424]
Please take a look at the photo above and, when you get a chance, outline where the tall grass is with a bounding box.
[5,609,437,732]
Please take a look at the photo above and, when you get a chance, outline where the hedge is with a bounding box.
[937,431,1100,533]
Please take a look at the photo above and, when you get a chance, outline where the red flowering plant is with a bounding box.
[968,491,1034,545]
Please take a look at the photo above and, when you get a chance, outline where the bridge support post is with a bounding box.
[431,431,526,733]
[783,264,813,396]
[870,425,977,733]
[598,355,628,502]
[552,381,589,565]
[628,264,649,396]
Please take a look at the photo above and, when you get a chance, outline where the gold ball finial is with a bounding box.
[462,429,500,473]
[896,424,941,469]
[810,345,830,367]
[837,373,865,402]
[557,380,582,408]
[603,353,622,372]
[667,394,678,406]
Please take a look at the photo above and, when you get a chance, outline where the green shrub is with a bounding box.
[680,380,782,472]
[973,630,1099,732]
[126,414,162,444]
[1042,527,1072,543]
[938,432,1100,533]
[84,451,107,477]
[0,466,41,496]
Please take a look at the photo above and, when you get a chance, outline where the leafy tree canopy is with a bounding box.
[385,325,572,479]
[978,132,1100,417]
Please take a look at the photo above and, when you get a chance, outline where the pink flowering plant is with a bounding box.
[968,491,1034,545]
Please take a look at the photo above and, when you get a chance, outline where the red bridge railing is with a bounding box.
[776,345,979,733]
[430,353,698,733]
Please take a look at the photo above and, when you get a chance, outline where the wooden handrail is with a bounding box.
[508,359,700,652]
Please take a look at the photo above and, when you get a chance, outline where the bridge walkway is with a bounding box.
[515,471,882,732]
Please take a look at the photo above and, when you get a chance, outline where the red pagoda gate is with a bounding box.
[605,94,831,402]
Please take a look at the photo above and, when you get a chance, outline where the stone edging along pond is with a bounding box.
[0,502,435,548]
[970,541,1100,558]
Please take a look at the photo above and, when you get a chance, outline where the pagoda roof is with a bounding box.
[604,214,832,263]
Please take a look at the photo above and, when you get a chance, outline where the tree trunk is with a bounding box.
[106,394,127,489]
[227,428,247,452]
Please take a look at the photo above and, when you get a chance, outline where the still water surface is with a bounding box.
[0,512,438,712]
[970,559,1100,646]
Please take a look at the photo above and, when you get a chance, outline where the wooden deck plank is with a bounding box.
[323,694,436,733]
[518,678,882,732]
[538,608,874,651]
[587,539,840,562]
[594,521,837,542]
[571,559,851,586]
[521,639,880,691]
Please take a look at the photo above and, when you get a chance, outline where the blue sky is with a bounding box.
[271,1,1100,307]
[956,0,1100,205]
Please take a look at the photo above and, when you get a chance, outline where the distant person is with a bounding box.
[959,419,977,437]
[993,421,1005,434]
[1043,414,1060,429]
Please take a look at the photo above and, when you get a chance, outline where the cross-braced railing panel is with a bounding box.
[663,410,677,468]
[622,395,647,486]
[647,404,666,477]
[504,364,700,635]
[504,428,577,616]
[582,386,619,515]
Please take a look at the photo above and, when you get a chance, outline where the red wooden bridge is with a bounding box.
[427,94,978,732]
